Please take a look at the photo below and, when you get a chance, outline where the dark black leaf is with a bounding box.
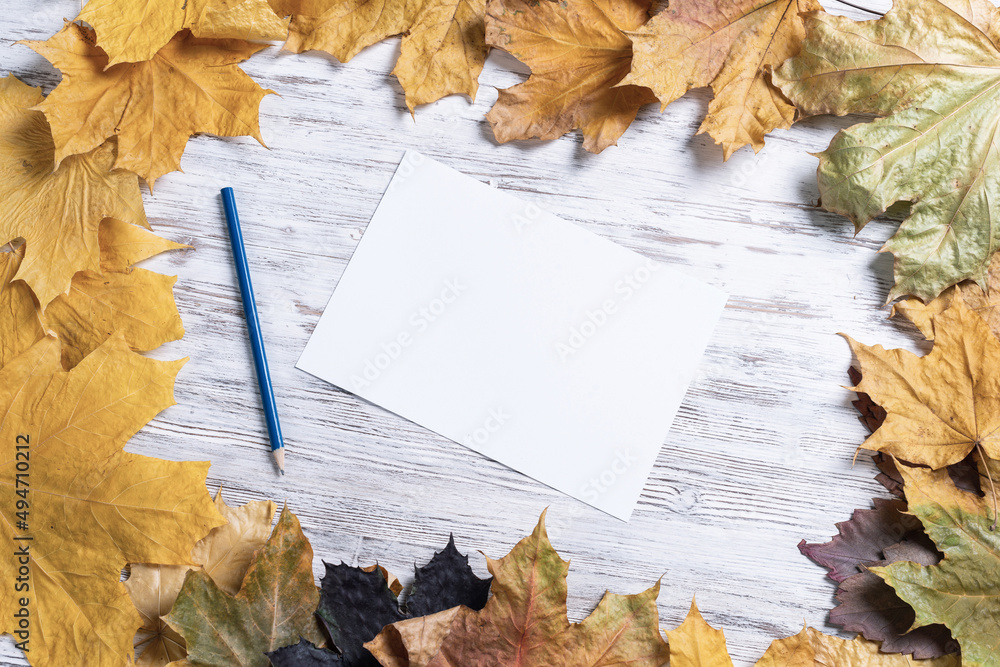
[407,535,492,617]
[316,535,492,667]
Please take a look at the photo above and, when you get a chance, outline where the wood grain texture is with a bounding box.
[0,1,931,664]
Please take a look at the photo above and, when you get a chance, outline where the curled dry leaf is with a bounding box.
[666,599,734,667]
[623,0,821,160]
[484,0,656,153]
[126,492,278,667]
[23,24,274,188]
[844,298,1000,469]
[164,506,324,667]
[77,0,288,66]
[365,607,463,667]
[0,335,224,667]
[277,0,486,111]
[0,74,146,309]
[874,459,1000,667]
[774,0,1000,302]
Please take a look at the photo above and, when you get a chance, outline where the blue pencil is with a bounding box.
[221,187,285,475]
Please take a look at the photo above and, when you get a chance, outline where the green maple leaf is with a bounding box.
[773,0,1000,302]
[873,459,1000,667]
[164,506,324,666]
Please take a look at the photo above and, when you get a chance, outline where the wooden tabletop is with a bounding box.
[1,1,915,664]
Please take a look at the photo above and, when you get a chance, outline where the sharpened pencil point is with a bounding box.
[272,447,285,475]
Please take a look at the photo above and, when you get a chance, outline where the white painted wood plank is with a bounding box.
[0,1,934,664]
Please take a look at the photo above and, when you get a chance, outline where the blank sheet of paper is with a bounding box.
[297,151,727,520]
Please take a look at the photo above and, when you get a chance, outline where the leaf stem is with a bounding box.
[975,442,998,531]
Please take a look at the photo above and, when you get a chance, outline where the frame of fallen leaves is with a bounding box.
[3,0,1000,665]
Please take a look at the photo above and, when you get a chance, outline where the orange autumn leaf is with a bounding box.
[0,335,224,667]
[278,0,486,111]
[623,0,821,159]
[0,74,146,309]
[24,23,273,188]
[485,0,656,153]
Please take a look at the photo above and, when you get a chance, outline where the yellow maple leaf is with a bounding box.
[666,598,734,667]
[0,74,147,309]
[484,0,657,153]
[77,0,289,66]
[755,626,960,666]
[892,254,1000,341]
[622,0,821,159]
[23,23,274,188]
[0,335,224,667]
[126,491,278,667]
[0,219,187,371]
[845,298,1000,469]
[278,0,486,111]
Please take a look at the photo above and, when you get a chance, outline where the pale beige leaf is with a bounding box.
[365,606,465,667]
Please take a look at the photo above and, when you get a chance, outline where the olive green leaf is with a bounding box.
[873,459,1000,667]
[773,0,1000,302]
[164,506,323,667]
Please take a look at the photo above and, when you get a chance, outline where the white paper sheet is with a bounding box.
[297,151,727,520]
